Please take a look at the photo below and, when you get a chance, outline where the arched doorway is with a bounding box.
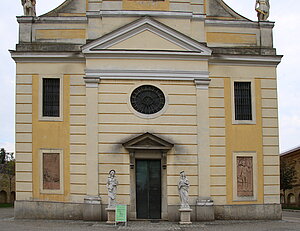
[0,190,7,203]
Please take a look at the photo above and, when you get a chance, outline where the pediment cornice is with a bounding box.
[82,17,211,57]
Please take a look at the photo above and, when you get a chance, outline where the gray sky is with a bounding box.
[0,0,299,153]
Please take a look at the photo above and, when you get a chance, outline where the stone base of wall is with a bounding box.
[214,204,282,220]
[14,200,84,220]
[14,201,282,221]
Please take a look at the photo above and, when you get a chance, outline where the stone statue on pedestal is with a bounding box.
[178,171,190,209]
[106,169,118,208]
[21,0,36,16]
[255,0,270,21]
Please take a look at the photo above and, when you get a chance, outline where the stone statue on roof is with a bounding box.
[21,0,36,17]
[255,0,270,21]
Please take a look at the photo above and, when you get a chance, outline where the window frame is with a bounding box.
[39,148,64,194]
[232,79,256,124]
[39,75,63,121]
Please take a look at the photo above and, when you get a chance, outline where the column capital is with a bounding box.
[194,78,211,90]
[84,77,100,88]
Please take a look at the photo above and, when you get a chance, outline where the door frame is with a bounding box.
[123,133,173,220]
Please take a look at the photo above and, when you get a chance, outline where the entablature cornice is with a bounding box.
[17,16,88,24]
[209,54,282,66]
[10,50,282,67]
[205,19,274,29]
[87,10,205,20]
[84,69,209,81]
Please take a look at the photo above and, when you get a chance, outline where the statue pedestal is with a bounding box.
[105,207,116,224]
[196,197,214,221]
[83,196,102,221]
[179,208,192,225]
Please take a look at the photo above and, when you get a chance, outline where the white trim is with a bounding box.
[205,20,274,29]
[231,79,256,125]
[17,16,87,24]
[85,69,209,81]
[39,148,64,195]
[233,152,257,202]
[127,84,168,119]
[209,55,282,67]
[39,75,63,122]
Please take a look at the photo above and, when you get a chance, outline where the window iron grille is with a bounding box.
[43,78,60,117]
[234,82,252,120]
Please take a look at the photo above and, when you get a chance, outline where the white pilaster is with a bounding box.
[195,78,211,198]
[85,78,100,196]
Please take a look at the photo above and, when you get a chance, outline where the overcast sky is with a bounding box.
[0,0,299,153]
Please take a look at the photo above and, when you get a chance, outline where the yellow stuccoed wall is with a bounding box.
[224,78,264,205]
[32,75,71,202]
[122,0,170,11]
[97,79,199,206]
[209,64,280,205]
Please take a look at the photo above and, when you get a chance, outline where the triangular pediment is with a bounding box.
[82,17,211,56]
[123,133,174,150]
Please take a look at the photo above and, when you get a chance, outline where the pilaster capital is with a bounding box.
[84,77,100,88]
[194,78,211,90]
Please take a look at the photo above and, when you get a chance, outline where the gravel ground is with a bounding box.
[1,208,300,231]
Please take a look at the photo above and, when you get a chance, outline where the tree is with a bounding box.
[2,160,15,198]
[0,148,6,164]
[280,159,297,204]
[0,148,15,203]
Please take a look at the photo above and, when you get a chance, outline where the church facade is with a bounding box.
[11,0,282,220]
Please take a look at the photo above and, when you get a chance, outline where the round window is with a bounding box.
[130,85,165,115]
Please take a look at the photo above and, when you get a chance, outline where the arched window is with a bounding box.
[0,190,7,203]
[288,193,296,205]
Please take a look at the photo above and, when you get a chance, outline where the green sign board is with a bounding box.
[115,204,127,223]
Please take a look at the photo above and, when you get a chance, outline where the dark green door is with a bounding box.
[136,159,161,219]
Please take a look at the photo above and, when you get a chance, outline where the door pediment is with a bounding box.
[82,17,211,56]
[123,132,173,151]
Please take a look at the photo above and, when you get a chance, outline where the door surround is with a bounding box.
[123,133,173,220]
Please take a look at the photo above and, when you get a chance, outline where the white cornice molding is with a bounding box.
[205,19,274,29]
[84,51,211,60]
[10,51,85,63]
[10,51,282,66]
[82,17,212,56]
[209,55,282,66]
[85,69,209,81]
[87,10,205,20]
[17,16,87,24]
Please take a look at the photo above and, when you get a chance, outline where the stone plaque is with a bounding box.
[237,157,253,197]
[43,153,60,190]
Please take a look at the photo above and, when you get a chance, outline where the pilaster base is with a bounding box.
[179,208,192,225]
[105,207,116,224]
[196,197,215,221]
[83,196,102,221]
